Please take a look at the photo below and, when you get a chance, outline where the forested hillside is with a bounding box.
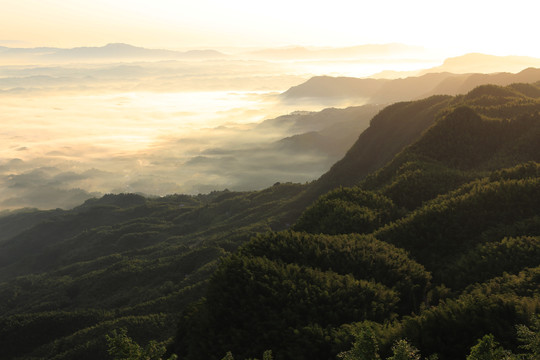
[0,186,308,359]
[172,82,540,360]
[1,82,539,359]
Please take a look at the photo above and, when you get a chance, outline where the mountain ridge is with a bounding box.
[242,43,427,60]
[0,43,227,62]
[281,67,540,103]
[171,82,540,359]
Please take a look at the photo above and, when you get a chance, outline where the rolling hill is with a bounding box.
[174,82,540,359]
[1,82,540,360]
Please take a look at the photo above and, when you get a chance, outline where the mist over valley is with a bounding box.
[3,44,540,212]
[0,43,444,211]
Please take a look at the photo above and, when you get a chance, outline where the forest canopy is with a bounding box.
[1,82,540,360]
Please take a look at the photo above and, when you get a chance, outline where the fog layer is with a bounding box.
[7,45,536,211]
[2,46,418,210]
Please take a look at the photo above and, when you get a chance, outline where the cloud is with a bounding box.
[0,98,380,211]
[0,166,100,210]
[0,54,389,210]
[0,186,96,210]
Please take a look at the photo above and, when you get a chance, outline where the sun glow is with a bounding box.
[2,0,540,56]
[2,0,540,210]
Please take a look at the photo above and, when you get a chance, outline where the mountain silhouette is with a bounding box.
[0,43,226,62]
[282,67,540,103]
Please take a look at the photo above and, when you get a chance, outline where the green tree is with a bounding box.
[221,352,235,360]
[106,328,177,360]
[387,339,421,360]
[466,334,513,360]
[338,327,380,360]
[516,316,540,359]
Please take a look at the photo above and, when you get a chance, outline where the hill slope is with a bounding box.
[2,82,540,360]
[173,83,540,360]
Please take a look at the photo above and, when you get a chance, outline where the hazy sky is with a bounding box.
[2,0,540,56]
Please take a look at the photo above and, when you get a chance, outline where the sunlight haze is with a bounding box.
[2,0,540,210]
[2,1,540,358]
[2,0,540,56]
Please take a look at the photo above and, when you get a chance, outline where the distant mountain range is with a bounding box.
[242,43,428,60]
[0,42,429,63]
[282,66,540,103]
[421,53,540,74]
[0,43,227,62]
[372,53,540,78]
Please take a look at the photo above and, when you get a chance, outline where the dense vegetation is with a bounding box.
[0,185,308,359]
[172,82,540,360]
[1,82,539,359]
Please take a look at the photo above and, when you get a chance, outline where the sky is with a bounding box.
[2,0,540,56]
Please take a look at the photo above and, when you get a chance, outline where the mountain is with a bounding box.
[260,104,384,158]
[0,208,65,243]
[0,187,307,359]
[173,82,540,359]
[304,94,454,198]
[422,53,540,74]
[282,75,387,99]
[370,53,540,78]
[1,82,540,360]
[46,43,226,60]
[243,43,427,60]
[257,105,382,134]
[0,43,226,62]
[306,81,540,197]
[281,67,540,103]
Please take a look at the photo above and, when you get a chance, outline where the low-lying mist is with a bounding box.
[0,65,384,211]
[0,46,440,211]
